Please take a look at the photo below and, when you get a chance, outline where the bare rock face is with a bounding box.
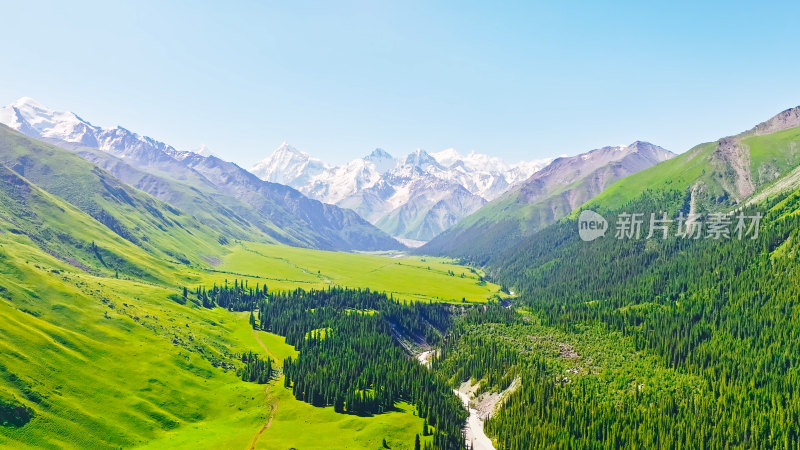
[421,142,674,262]
[517,141,673,208]
[713,138,755,200]
[747,106,800,136]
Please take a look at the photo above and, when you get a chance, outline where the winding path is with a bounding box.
[246,329,280,450]
[247,388,278,450]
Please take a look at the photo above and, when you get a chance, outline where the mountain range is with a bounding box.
[0,98,401,251]
[421,141,674,262]
[3,92,800,449]
[0,97,676,248]
[250,143,553,242]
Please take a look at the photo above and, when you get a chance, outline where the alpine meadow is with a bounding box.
[2,2,800,449]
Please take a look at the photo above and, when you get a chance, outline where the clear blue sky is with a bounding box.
[2,1,799,166]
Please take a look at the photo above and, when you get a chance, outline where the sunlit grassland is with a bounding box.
[0,149,496,446]
[217,241,505,303]
[0,231,479,448]
[144,325,431,450]
[228,328,431,450]
[0,123,497,448]
[0,236,271,448]
[260,382,431,450]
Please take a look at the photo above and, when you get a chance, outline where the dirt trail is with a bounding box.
[251,329,272,358]
[247,329,280,449]
[247,388,278,450]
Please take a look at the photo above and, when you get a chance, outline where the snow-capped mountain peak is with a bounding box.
[0,97,98,146]
[249,142,330,186]
[192,144,215,157]
[364,148,396,173]
[250,144,554,241]
[0,97,403,251]
[403,148,442,169]
[12,96,45,109]
[431,148,463,167]
[365,150,394,168]
[366,147,392,160]
[0,97,184,164]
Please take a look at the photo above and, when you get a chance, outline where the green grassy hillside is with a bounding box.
[0,125,232,270]
[0,232,439,448]
[0,164,181,282]
[75,146,288,245]
[0,234,266,448]
[584,124,800,214]
[0,127,504,447]
[0,216,482,447]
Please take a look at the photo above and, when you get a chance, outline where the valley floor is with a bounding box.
[0,234,493,448]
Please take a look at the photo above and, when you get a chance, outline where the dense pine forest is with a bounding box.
[434,188,800,449]
[191,284,466,449]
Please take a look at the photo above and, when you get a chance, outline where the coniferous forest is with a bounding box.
[426,189,800,449]
[191,284,466,449]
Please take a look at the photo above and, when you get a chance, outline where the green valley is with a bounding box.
[2,10,800,448]
[0,124,502,448]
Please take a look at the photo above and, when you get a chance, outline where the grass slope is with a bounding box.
[0,235,267,448]
[0,230,454,448]
[0,124,505,448]
[584,125,800,214]
[219,242,504,303]
[0,125,230,269]
[75,146,287,245]
[261,384,431,450]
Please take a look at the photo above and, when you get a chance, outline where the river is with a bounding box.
[453,388,495,450]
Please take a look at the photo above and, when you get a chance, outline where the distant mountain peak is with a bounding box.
[250,143,556,241]
[249,142,329,187]
[432,148,463,167]
[574,141,672,164]
[403,148,441,168]
[0,98,402,252]
[366,148,393,159]
[193,144,215,157]
[421,140,673,259]
[275,141,302,154]
[12,96,44,108]
[362,148,396,175]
